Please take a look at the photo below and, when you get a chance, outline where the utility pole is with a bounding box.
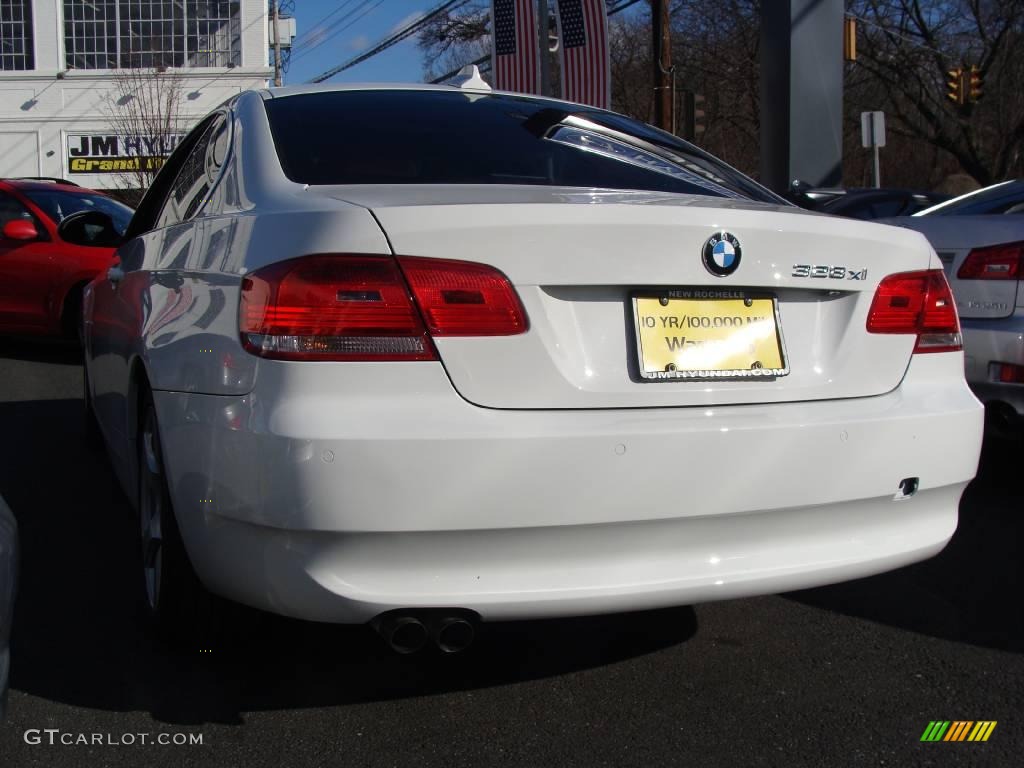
[539,0,551,97]
[651,0,673,132]
[272,0,283,87]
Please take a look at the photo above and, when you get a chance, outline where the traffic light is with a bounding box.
[692,92,705,136]
[682,90,705,141]
[946,67,965,106]
[968,65,983,103]
[843,17,857,62]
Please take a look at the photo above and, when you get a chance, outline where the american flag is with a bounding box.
[555,0,610,109]
[491,0,541,94]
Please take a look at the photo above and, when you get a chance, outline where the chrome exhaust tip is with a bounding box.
[373,614,429,655]
[435,617,475,654]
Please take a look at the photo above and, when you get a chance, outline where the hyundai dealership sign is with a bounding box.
[66,133,186,174]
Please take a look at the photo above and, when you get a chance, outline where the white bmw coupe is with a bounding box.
[67,83,983,653]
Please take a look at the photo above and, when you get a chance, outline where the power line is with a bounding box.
[292,0,361,49]
[291,0,386,66]
[291,0,384,65]
[845,12,952,61]
[308,0,469,83]
[609,0,644,14]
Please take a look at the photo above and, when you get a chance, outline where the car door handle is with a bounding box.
[107,265,124,284]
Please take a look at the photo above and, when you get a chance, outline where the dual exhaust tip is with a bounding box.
[373,612,477,654]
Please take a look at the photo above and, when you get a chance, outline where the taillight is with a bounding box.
[398,257,528,336]
[992,362,1024,384]
[866,269,962,353]
[956,242,1023,280]
[239,254,528,360]
[239,255,435,360]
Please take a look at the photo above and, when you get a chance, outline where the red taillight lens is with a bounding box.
[239,255,529,360]
[956,242,1023,280]
[866,269,962,353]
[239,255,435,360]
[398,257,528,336]
[993,362,1024,384]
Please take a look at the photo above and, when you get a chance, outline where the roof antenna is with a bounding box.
[452,64,491,91]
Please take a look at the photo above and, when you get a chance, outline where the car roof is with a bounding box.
[913,178,1024,216]
[260,82,484,99]
[256,81,601,113]
[1,179,106,195]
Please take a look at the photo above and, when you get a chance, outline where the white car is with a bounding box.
[883,180,1024,433]
[68,84,984,653]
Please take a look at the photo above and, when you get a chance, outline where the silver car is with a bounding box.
[884,180,1024,433]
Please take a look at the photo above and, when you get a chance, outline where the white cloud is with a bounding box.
[348,34,370,51]
[390,11,425,35]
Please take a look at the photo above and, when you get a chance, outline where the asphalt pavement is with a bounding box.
[0,337,1021,768]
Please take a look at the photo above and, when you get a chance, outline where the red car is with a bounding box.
[0,178,133,338]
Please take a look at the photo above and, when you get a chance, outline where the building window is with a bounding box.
[0,0,34,71]
[188,1,241,68]
[64,0,118,69]
[63,1,240,70]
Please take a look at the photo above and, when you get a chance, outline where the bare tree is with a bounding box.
[608,13,654,121]
[848,0,1024,186]
[416,1,767,178]
[668,1,763,174]
[574,1,766,177]
[418,0,491,82]
[104,67,186,199]
[418,0,562,87]
[416,1,1024,186]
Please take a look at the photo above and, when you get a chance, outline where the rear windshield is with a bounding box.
[24,189,135,234]
[263,90,780,203]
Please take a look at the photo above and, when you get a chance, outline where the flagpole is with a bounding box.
[652,0,673,132]
[538,0,551,96]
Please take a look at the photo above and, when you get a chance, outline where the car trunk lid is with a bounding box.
[320,186,933,409]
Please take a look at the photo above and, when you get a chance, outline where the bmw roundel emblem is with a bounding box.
[702,232,742,277]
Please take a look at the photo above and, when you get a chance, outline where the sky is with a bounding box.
[284,1,452,86]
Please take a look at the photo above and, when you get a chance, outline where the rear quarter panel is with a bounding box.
[137,90,399,398]
[138,206,395,397]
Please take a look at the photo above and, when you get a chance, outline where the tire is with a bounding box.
[82,361,102,447]
[138,390,221,650]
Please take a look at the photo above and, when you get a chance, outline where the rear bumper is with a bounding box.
[153,353,983,623]
[962,309,1024,419]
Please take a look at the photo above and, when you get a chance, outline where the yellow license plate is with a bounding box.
[633,291,788,380]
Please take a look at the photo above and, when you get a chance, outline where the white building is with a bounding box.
[0,1,283,190]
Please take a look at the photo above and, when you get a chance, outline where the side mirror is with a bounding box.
[2,218,39,241]
[57,210,124,248]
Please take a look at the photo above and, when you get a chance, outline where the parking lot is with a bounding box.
[0,337,1021,767]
